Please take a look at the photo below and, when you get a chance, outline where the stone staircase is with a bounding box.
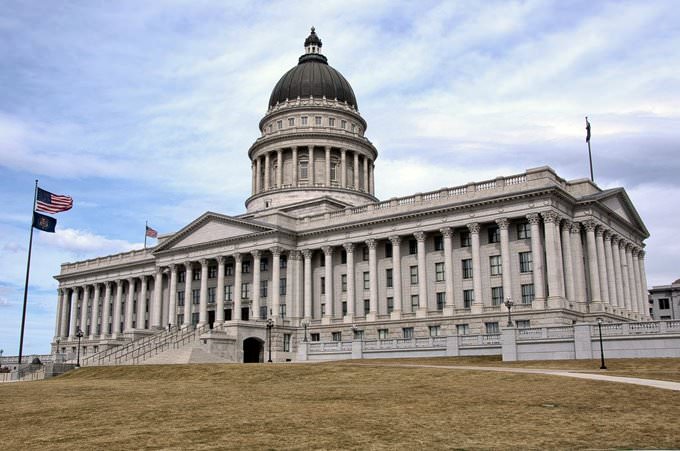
[142,342,233,364]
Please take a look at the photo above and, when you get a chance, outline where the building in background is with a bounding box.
[51,29,651,363]
[648,279,680,319]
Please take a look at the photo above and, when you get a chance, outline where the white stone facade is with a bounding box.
[51,30,651,363]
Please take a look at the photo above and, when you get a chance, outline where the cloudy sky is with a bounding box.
[1,0,679,355]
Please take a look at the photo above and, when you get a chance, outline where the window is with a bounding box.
[351,123,356,133]
[387,297,394,313]
[320,303,326,316]
[378,328,388,339]
[288,118,295,126]
[283,334,291,352]
[490,255,502,276]
[435,262,445,282]
[315,116,322,126]
[192,312,199,325]
[460,230,471,247]
[463,289,474,308]
[260,258,269,272]
[410,266,418,285]
[301,116,308,126]
[280,256,287,269]
[280,278,287,295]
[299,160,308,179]
[321,277,326,294]
[409,239,417,255]
[268,124,272,133]
[259,306,267,319]
[411,295,419,311]
[516,320,531,329]
[364,299,370,315]
[518,222,531,239]
[176,314,184,325]
[491,287,504,306]
[363,272,370,290]
[178,271,186,283]
[208,266,217,279]
[436,292,445,310]
[177,291,185,306]
[429,325,441,337]
[485,322,500,334]
[208,287,216,304]
[488,226,500,244]
[434,236,444,251]
[402,327,414,339]
[332,331,342,342]
[192,289,200,305]
[521,284,534,304]
[310,333,320,342]
[386,268,393,288]
[341,274,347,292]
[659,298,670,309]
[519,252,533,273]
[193,270,201,281]
[341,119,346,129]
[320,253,325,267]
[241,283,250,299]
[242,261,250,274]
[330,162,338,182]
[342,301,347,316]
[260,280,268,298]
[225,264,233,276]
[462,259,473,279]
[329,117,335,127]
[362,246,369,261]
[277,120,282,129]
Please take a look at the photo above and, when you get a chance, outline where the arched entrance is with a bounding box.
[243,337,264,363]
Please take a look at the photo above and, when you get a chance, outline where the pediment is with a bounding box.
[593,189,649,237]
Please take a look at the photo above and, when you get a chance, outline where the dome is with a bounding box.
[268,28,358,109]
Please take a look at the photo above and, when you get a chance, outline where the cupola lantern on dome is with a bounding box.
[304,27,322,54]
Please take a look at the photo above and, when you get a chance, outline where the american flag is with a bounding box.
[146,225,158,238]
[36,187,73,214]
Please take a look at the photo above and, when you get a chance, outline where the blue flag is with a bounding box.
[33,211,56,233]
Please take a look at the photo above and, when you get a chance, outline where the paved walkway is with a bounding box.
[348,363,680,391]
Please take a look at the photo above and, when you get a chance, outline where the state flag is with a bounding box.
[33,211,56,233]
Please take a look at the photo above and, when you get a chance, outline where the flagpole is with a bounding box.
[144,220,148,249]
[18,179,39,364]
[586,116,594,182]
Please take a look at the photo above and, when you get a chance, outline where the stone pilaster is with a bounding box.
[638,250,649,318]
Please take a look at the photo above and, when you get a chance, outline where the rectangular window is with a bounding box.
[518,222,531,239]
[485,322,500,334]
[288,118,295,126]
[208,287,216,304]
[315,116,322,126]
[242,261,250,274]
[460,230,471,247]
[332,331,342,342]
[490,255,502,276]
[521,284,535,304]
[299,160,308,179]
[310,333,320,342]
[491,286,504,306]
[387,297,394,313]
[410,266,418,285]
[320,254,325,267]
[193,270,201,281]
[364,299,370,315]
[241,283,249,299]
[429,325,441,337]
[280,256,287,269]
[283,333,291,352]
[463,289,474,308]
[516,320,531,329]
[301,116,308,126]
[434,236,444,251]
[260,257,269,272]
[435,262,445,282]
[351,123,356,132]
[488,226,500,244]
[177,291,185,306]
[329,117,335,127]
[280,278,287,296]
[386,268,393,288]
[342,301,347,316]
[320,277,326,294]
[341,119,346,129]
[260,280,268,298]
[402,327,414,339]
[519,252,533,273]
[462,259,473,279]
[378,328,388,339]
[320,303,326,316]
[225,264,233,276]
[330,163,338,182]
[192,312,199,325]
[385,242,393,258]
[208,266,217,279]
[192,289,200,305]
[177,314,184,325]
[277,120,282,129]
[362,246,369,261]
[409,239,417,255]
[659,298,670,309]
[341,274,347,292]
[178,271,186,283]
[259,306,267,319]
[225,285,232,301]
[457,324,469,335]
[411,295,419,311]
[341,250,347,264]
[436,292,445,310]
[363,272,370,290]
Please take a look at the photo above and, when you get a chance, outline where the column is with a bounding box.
[252,251,261,319]
[595,227,610,305]
[527,214,546,306]
[255,157,262,193]
[290,251,303,320]
[54,289,64,339]
[81,285,91,335]
[292,147,298,187]
[325,146,331,187]
[276,149,283,187]
[68,288,78,338]
[619,241,632,312]
[272,247,282,320]
[212,258,223,325]
[638,250,649,318]
[561,220,575,303]
[353,152,359,189]
[123,279,134,332]
[251,162,256,194]
[366,239,378,320]
[495,219,512,308]
[152,267,163,328]
[302,249,313,319]
[199,259,208,325]
[414,231,428,316]
[322,246,334,322]
[584,221,602,305]
[309,147,315,185]
[102,282,112,337]
[603,232,618,308]
[625,244,638,314]
[542,212,564,307]
[112,281,123,338]
[611,236,625,311]
[59,289,70,338]
[570,222,587,304]
[183,263,192,326]
[137,276,147,330]
[630,247,643,315]
[166,265,177,328]
[370,163,375,194]
[340,149,347,188]
[468,224,483,314]
[389,236,403,319]
[264,152,270,190]
[90,284,101,339]
[343,243,355,320]
[362,156,368,191]
[233,253,242,320]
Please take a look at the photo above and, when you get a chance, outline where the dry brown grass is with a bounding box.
[1,361,679,450]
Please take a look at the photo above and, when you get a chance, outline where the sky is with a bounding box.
[1,0,679,356]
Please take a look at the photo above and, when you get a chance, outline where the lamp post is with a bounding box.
[351,323,359,340]
[504,297,514,327]
[75,329,84,367]
[301,318,309,342]
[0,348,3,368]
[266,318,273,363]
[597,318,607,370]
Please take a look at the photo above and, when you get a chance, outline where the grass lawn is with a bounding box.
[1,360,679,450]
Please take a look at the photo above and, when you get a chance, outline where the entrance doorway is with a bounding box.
[208,310,215,329]
[243,337,264,363]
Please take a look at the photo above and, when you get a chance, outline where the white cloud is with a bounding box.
[38,228,141,256]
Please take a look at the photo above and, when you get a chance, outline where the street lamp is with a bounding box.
[0,348,3,368]
[75,329,84,367]
[266,318,274,363]
[597,318,607,370]
[301,318,309,342]
[504,297,515,327]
